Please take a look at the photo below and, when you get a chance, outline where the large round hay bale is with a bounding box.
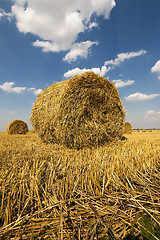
[122,122,132,134]
[31,72,125,149]
[6,120,29,135]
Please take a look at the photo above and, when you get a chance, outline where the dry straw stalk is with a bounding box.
[0,131,160,239]
[31,72,125,149]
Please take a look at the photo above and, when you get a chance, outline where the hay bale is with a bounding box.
[31,72,125,149]
[27,129,36,134]
[122,122,132,134]
[6,120,29,135]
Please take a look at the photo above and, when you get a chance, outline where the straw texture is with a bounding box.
[6,120,29,134]
[31,72,125,149]
[123,122,132,134]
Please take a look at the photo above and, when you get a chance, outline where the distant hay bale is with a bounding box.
[6,120,29,135]
[31,72,125,149]
[123,122,132,134]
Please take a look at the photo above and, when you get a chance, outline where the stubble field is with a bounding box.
[0,130,160,239]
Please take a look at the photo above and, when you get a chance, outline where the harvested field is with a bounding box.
[31,72,125,149]
[0,130,160,239]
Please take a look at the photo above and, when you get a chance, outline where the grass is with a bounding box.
[0,130,160,239]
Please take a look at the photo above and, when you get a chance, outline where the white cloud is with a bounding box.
[33,40,60,52]
[0,82,26,93]
[0,8,13,20]
[0,8,6,17]
[7,0,116,55]
[64,66,111,78]
[64,68,87,78]
[125,92,160,102]
[105,50,147,66]
[33,89,43,95]
[119,73,123,77]
[28,87,35,91]
[64,49,146,77]
[151,60,160,79]
[144,110,160,121]
[88,21,98,30]
[28,87,43,95]
[0,82,43,95]
[112,79,134,88]
[63,41,98,63]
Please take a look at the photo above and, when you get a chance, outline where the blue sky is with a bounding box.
[0,0,160,131]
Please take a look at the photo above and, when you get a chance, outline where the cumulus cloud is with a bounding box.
[33,89,43,95]
[144,110,160,121]
[0,82,43,95]
[105,50,147,67]
[125,92,160,102]
[112,79,134,88]
[64,49,146,77]
[88,21,98,30]
[63,41,98,63]
[151,60,160,79]
[28,87,43,95]
[33,40,60,52]
[4,0,116,56]
[0,8,13,20]
[64,66,111,78]
[0,82,26,93]
[0,8,7,18]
